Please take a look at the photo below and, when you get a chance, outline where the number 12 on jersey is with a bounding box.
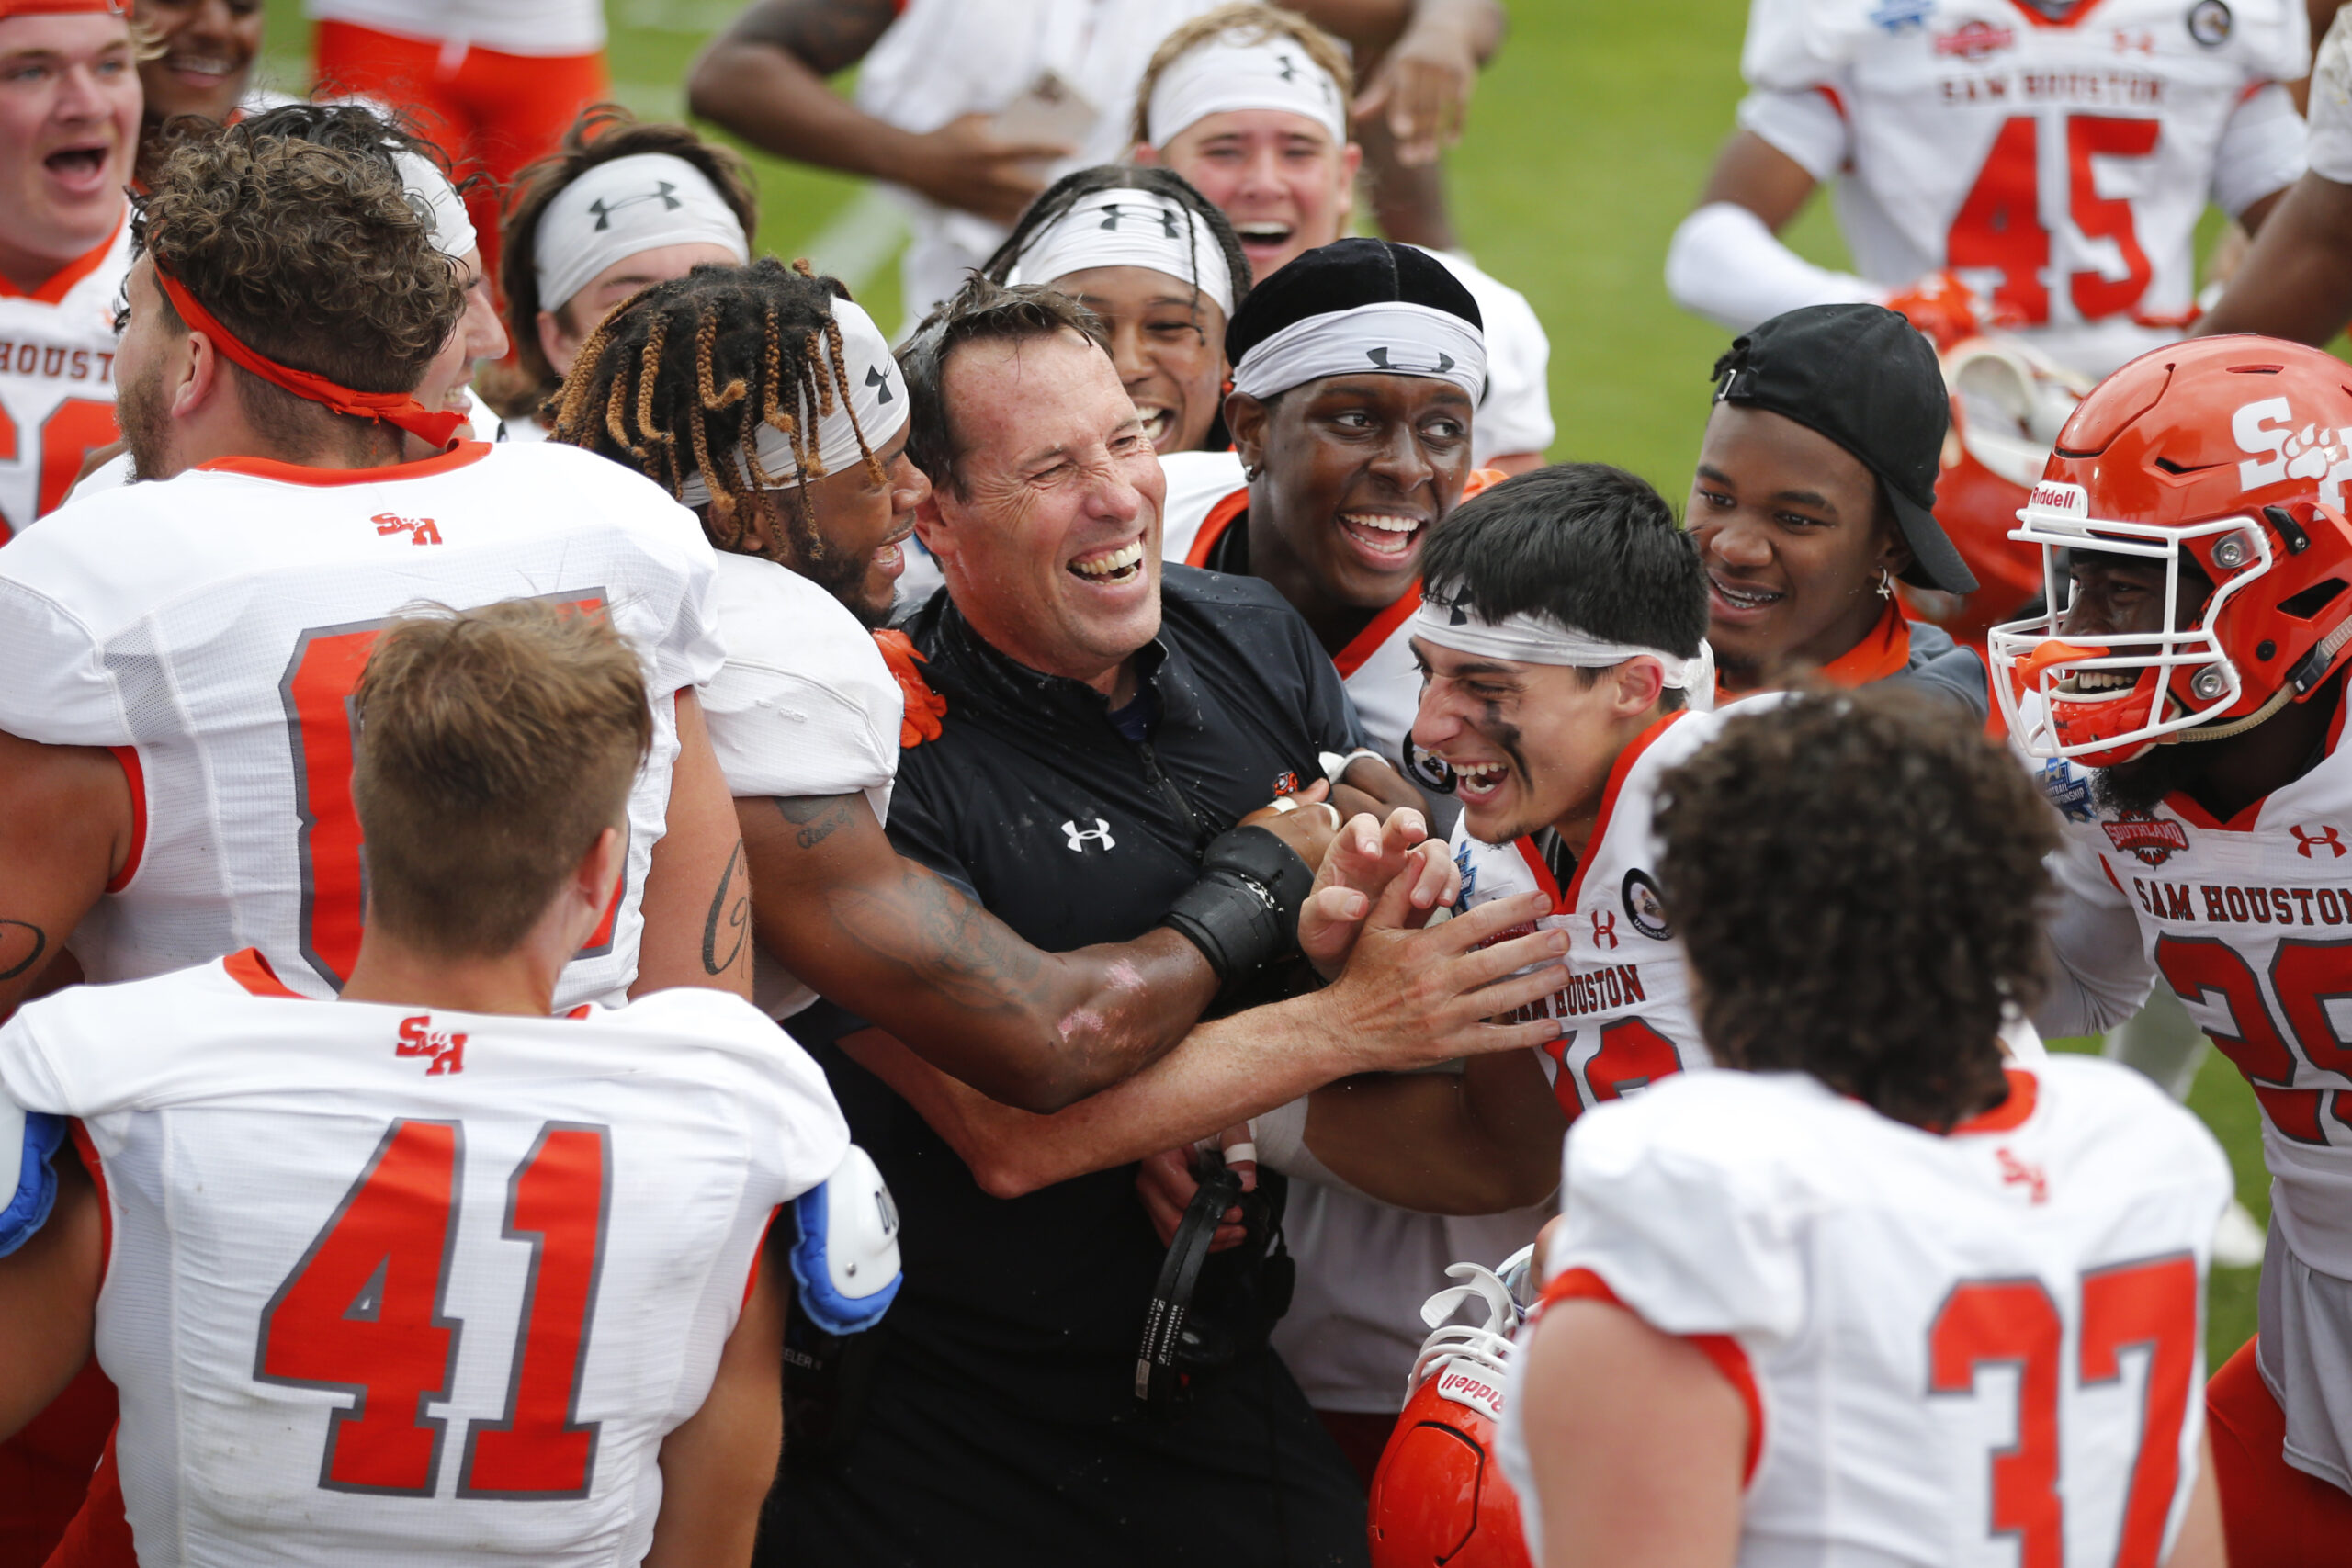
[255,1118,611,1499]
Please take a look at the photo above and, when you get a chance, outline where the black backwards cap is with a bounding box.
[1711,303,1976,596]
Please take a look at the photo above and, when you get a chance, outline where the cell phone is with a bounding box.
[993,67,1099,149]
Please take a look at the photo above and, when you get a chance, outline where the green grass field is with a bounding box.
[254,0,2274,1364]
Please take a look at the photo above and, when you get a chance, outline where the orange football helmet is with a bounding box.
[1367,1252,1533,1568]
[1990,336,2352,766]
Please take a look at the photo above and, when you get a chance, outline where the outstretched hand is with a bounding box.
[1299,809,1457,979]
[1314,885,1566,1073]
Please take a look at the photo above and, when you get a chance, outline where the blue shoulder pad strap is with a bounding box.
[788,1144,902,1337]
[0,1100,68,1259]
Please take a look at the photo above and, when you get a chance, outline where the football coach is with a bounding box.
[763,278,1566,1567]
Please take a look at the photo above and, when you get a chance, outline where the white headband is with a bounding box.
[1232,301,1485,402]
[534,152,751,313]
[1005,187,1235,318]
[1146,29,1348,147]
[1411,597,1716,712]
[677,297,907,508]
[393,150,476,262]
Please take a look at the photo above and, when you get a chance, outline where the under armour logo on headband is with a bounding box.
[866,364,894,403]
[587,182,683,231]
[1276,52,1297,81]
[1367,345,1457,376]
[1096,202,1182,240]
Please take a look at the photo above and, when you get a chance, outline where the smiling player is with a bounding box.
[0,0,135,540]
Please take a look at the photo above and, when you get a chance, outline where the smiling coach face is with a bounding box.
[917,327,1169,700]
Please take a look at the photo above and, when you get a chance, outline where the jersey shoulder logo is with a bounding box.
[395,1015,467,1076]
[2186,0,2232,48]
[1621,869,1672,941]
[2103,809,2189,866]
[2038,757,2095,824]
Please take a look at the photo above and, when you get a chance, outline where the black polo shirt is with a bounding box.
[829,564,1362,1420]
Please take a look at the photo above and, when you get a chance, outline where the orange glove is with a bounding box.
[873,628,947,749]
[1885,269,2001,353]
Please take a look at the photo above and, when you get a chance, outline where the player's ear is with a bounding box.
[1131,141,1160,166]
[1339,141,1363,191]
[574,823,626,930]
[1612,656,1668,717]
[1225,392,1270,474]
[537,310,573,379]
[172,331,223,421]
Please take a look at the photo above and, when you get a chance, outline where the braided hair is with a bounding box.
[548,255,886,569]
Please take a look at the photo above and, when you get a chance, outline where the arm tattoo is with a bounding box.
[703,842,751,977]
[0,920,45,983]
[737,0,899,75]
[775,795,856,851]
[832,860,1049,1011]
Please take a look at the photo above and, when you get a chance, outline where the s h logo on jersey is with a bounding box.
[394,1015,466,1076]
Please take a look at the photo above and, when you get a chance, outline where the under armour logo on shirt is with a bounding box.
[866,364,895,403]
[586,182,683,231]
[1063,818,1116,852]
[1366,345,1456,377]
[1097,203,1182,240]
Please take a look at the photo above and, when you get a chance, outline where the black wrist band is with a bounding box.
[1158,824,1315,989]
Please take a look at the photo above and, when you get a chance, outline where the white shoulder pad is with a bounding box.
[787,1144,903,1336]
[1742,0,1874,90]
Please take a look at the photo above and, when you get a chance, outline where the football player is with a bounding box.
[0,118,748,1558]
[128,0,282,183]
[0,600,895,1568]
[2197,5,2352,344]
[1668,0,2309,375]
[1133,3,1552,473]
[986,166,1250,460]
[1995,334,2352,1564]
[1692,304,1986,713]
[491,108,756,445]
[0,118,742,1017]
[1504,687,2231,1568]
[0,0,136,540]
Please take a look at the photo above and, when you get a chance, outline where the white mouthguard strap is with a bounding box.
[1231,302,1486,402]
[1005,187,1235,317]
[676,297,909,508]
[1412,599,1716,712]
[1146,29,1349,148]
[534,152,751,313]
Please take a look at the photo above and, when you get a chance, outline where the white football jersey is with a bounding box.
[0,952,845,1568]
[703,549,904,1020]
[1451,706,1731,1122]
[0,442,723,1009]
[0,216,130,540]
[1500,1058,2231,1568]
[2311,4,2352,183]
[1739,0,2309,376]
[2033,716,2352,1278]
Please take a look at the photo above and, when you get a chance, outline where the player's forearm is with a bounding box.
[842,995,1361,1199]
[0,1155,99,1443]
[1303,1068,1557,1213]
[744,799,1217,1111]
[2197,175,2352,344]
[1666,201,1883,333]
[686,38,922,185]
[0,732,130,1018]
[645,1258,786,1568]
